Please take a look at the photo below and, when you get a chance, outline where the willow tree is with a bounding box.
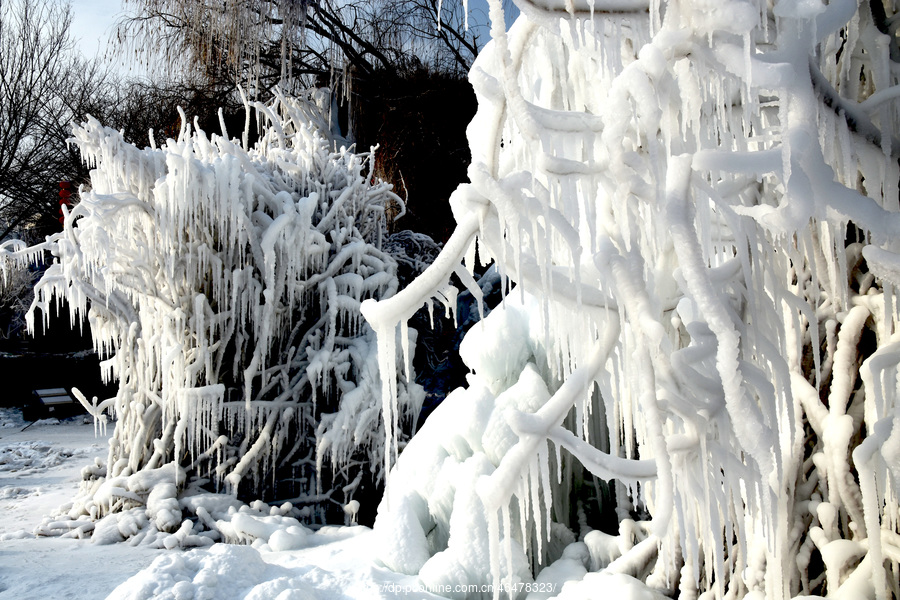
[362,0,900,598]
[115,0,488,92]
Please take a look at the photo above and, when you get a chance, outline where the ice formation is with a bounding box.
[0,89,423,531]
[362,0,900,598]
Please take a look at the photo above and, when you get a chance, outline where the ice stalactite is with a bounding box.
[0,88,424,536]
[363,0,900,598]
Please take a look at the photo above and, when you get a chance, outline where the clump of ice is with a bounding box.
[38,468,323,552]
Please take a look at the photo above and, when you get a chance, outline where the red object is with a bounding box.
[58,181,73,224]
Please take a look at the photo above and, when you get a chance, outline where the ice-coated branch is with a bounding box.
[360,205,484,329]
[667,155,776,478]
[477,314,623,513]
[809,59,900,156]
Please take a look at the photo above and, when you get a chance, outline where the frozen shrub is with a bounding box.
[1,89,423,529]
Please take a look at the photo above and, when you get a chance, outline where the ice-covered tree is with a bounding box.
[362,0,900,598]
[0,90,423,532]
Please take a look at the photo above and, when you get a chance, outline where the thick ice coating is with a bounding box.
[362,1,900,599]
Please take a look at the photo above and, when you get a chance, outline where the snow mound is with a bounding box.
[107,543,318,600]
[0,407,27,429]
[551,571,668,600]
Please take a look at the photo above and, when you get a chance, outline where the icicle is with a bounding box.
[488,507,502,600]
[400,320,412,384]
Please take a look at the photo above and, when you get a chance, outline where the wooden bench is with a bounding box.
[23,388,84,421]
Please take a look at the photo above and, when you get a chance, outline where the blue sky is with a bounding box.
[69,0,123,59]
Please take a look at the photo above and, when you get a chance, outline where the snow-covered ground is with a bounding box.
[0,408,158,597]
[0,407,440,600]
